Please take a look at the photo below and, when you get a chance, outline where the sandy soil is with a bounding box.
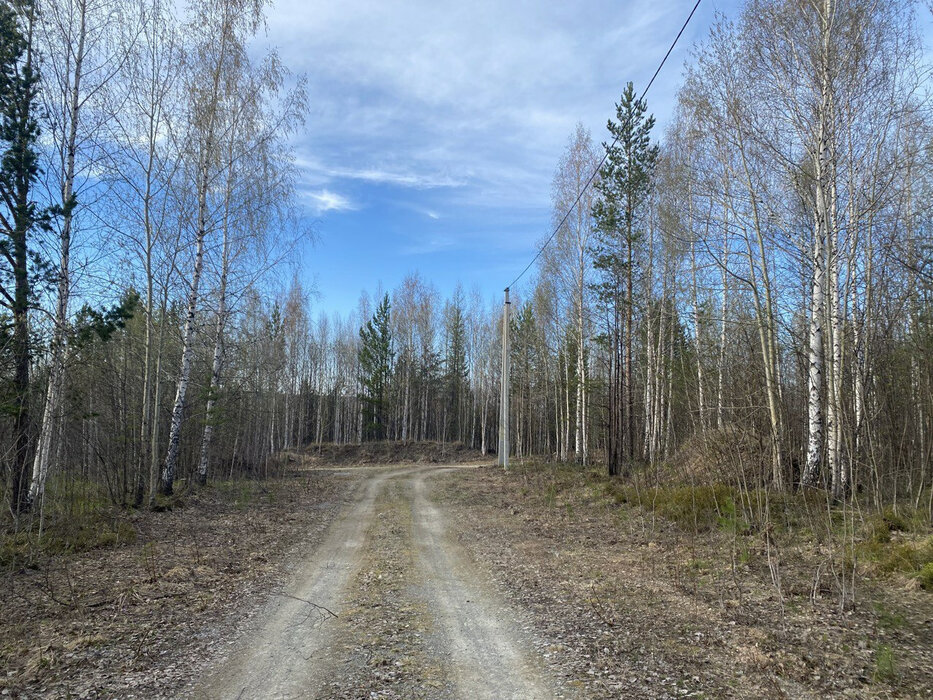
[194,464,562,699]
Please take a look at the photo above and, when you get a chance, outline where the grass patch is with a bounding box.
[873,602,907,630]
[150,491,186,511]
[856,534,933,583]
[512,460,933,591]
[211,480,258,509]
[918,562,933,590]
[605,482,740,532]
[1,476,140,567]
[0,512,136,567]
[864,506,926,544]
[873,643,897,683]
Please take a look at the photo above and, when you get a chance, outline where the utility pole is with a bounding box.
[498,288,511,468]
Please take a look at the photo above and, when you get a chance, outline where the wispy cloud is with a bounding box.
[254,0,727,314]
[259,0,708,213]
[401,235,456,255]
[324,166,463,190]
[303,189,357,214]
[295,156,465,191]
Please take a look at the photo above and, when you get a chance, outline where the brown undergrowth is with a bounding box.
[294,440,485,467]
[0,469,356,699]
[435,462,933,699]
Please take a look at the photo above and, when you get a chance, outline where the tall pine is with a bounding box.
[442,297,468,443]
[0,0,45,514]
[591,82,658,476]
[358,294,394,440]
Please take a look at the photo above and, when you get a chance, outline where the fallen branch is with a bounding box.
[275,592,338,619]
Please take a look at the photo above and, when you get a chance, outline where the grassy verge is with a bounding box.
[0,468,354,698]
[1,477,137,568]
[512,459,933,591]
[437,461,933,698]
[0,474,304,569]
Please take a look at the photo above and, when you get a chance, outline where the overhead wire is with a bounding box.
[506,0,704,290]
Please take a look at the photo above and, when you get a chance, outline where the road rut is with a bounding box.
[194,465,560,699]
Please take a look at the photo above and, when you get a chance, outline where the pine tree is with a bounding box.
[591,81,658,476]
[358,294,394,440]
[442,298,468,443]
[0,0,46,514]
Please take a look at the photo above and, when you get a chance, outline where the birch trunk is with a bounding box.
[196,191,231,485]
[160,5,235,495]
[691,237,707,434]
[28,0,88,509]
[736,125,785,489]
[827,167,846,499]
[802,2,834,490]
[717,224,729,431]
[161,169,210,495]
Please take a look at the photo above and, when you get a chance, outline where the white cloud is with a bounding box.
[322,165,463,190]
[258,0,719,215]
[401,235,455,255]
[303,189,357,214]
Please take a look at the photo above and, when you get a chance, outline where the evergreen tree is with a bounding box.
[591,81,658,476]
[358,294,394,440]
[442,297,468,442]
[0,0,46,513]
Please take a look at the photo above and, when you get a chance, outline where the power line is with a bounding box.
[506,0,703,291]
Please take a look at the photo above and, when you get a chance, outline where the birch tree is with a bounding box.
[161,0,266,496]
[543,123,598,463]
[195,49,302,485]
[27,0,137,510]
[105,0,183,504]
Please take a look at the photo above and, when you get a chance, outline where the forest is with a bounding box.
[1,0,932,582]
[3,0,933,696]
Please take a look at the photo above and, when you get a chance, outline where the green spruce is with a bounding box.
[359,294,394,440]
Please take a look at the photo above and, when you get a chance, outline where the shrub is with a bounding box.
[918,562,933,590]
[607,483,739,531]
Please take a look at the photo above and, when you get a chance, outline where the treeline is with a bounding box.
[3,0,932,531]
[338,0,933,511]
[532,0,933,507]
[1,0,305,521]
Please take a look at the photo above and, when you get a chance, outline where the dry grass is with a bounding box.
[435,462,933,698]
[0,469,357,699]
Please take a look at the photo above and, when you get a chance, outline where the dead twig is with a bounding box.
[275,592,338,619]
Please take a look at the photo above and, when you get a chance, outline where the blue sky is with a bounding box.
[257,0,931,316]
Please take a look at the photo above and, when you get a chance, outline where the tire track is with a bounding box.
[195,466,425,699]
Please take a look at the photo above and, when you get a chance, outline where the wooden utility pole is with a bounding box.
[498,288,510,468]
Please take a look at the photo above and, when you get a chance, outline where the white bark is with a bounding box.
[196,193,231,484]
[161,0,239,494]
[717,210,729,431]
[29,0,89,509]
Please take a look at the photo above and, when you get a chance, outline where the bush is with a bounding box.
[607,483,739,531]
[918,562,933,590]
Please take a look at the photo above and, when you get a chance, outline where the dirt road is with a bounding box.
[195,465,561,699]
